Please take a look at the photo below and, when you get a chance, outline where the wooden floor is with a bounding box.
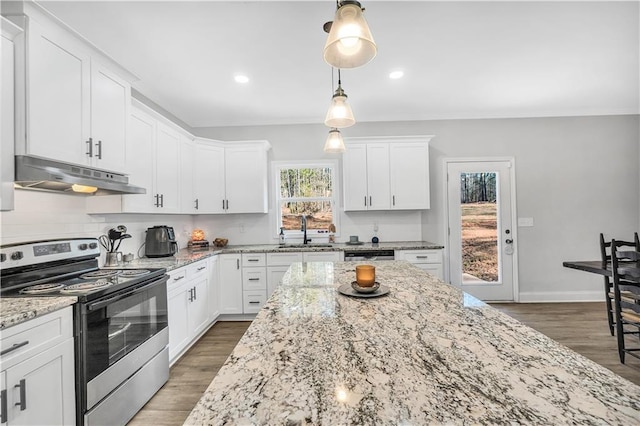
[129,302,640,425]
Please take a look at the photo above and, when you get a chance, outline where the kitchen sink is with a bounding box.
[279,244,334,248]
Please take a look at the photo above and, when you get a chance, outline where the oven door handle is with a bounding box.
[87,277,167,312]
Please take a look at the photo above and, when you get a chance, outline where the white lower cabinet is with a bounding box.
[208,255,220,321]
[242,254,266,314]
[266,252,303,297]
[395,249,444,280]
[0,307,75,426]
[218,254,243,314]
[166,260,209,363]
[303,251,342,262]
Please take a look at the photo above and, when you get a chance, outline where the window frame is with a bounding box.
[272,160,340,239]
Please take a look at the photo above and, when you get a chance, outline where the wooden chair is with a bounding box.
[611,237,640,363]
[599,233,615,335]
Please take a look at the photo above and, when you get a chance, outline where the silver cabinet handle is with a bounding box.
[193,286,197,300]
[14,379,26,411]
[173,276,185,282]
[393,195,396,206]
[160,194,164,208]
[248,278,260,281]
[236,259,240,269]
[248,259,259,262]
[249,301,260,304]
[95,140,102,159]
[197,266,206,271]
[364,196,367,206]
[416,256,429,259]
[188,288,194,302]
[369,196,372,206]
[195,199,199,210]
[86,137,93,157]
[1,340,29,356]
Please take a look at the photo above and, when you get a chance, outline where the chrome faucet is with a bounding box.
[301,215,311,244]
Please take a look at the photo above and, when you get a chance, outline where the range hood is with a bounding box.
[14,155,146,196]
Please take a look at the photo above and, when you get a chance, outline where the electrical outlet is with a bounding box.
[239,224,245,233]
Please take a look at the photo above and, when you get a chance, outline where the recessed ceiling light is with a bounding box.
[234,75,250,84]
[389,70,404,80]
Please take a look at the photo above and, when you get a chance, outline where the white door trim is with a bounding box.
[442,157,519,302]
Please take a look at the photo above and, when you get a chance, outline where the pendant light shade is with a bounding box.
[323,1,377,69]
[324,82,355,128]
[324,128,346,153]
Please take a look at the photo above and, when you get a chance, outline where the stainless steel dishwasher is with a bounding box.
[343,249,395,261]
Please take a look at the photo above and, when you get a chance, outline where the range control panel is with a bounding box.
[0,238,100,270]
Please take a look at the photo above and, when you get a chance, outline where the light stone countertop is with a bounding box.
[0,296,77,329]
[185,260,640,425]
[125,241,443,272]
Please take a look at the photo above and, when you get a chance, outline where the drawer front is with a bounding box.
[399,249,443,264]
[243,268,267,290]
[243,291,267,313]
[242,253,266,267]
[0,307,73,369]
[303,252,341,262]
[187,260,208,278]
[266,252,303,266]
[167,267,188,287]
[414,263,444,280]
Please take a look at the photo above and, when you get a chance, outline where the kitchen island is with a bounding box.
[187,260,639,424]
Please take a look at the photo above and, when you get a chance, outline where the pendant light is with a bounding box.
[324,128,346,153]
[323,1,377,69]
[324,69,355,128]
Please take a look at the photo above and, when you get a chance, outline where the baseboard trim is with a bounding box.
[518,290,604,303]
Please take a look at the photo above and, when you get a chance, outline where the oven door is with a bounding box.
[79,275,169,411]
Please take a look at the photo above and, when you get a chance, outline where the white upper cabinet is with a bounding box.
[10,4,135,173]
[190,140,226,214]
[154,122,182,213]
[343,136,432,211]
[1,18,21,212]
[120,106,155,212]
[180,138,197,213]
[224,143,269,214]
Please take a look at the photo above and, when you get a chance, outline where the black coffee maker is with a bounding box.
[145,226,178,257]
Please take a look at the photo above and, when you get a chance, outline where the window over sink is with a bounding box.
[273,161,339,240]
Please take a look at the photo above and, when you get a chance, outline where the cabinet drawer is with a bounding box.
[398,249,442,264]
[243,291,267,313]
[243,268,267,290]
[303,251,341,262]
[242,253,266,267]
[0,307,72,369]
[167,267,187,287]
[266,252,303,266]
[414,263,444,280]
[187,260,208,278]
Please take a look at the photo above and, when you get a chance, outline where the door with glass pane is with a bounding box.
[446,160,515,301]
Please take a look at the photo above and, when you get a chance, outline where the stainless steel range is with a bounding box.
[0,238,170,426]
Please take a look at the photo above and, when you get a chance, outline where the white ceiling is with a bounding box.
[37,0,639,128]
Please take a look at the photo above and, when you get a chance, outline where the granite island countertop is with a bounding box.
[185,261,640,425]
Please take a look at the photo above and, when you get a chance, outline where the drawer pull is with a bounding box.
[1,340,29,356]
[1,389,6,423]
[248,278,260,281]
[197,266,206,271]
[173,276,185,282]
[416,256,429,259]
[249,301,260,304]
[248,259,260,262]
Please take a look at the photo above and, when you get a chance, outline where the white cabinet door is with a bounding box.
[194,142,225,214]
[121,107,155,212]
[266,266,290,298]
[180,139,197,213]
[4,339,75,426]
[26,19,89,166]
[188,277,210,338]
[167,280,190,362]
[224,145,268,214]
[1,19,18,211]
[366,143,391,210]
[343,144,368,211]
[90,61,129,172]
[154,122,181,213]
[218,254,243,314]
[208,256,220,321]
[389,143,430,210]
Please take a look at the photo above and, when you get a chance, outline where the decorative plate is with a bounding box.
[338,283,390,298]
